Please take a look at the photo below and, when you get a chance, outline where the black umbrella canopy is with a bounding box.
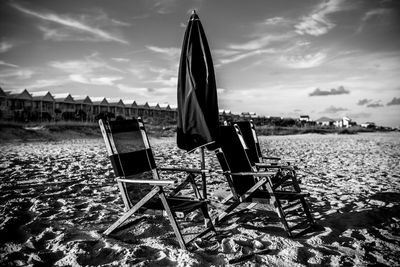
[177,11,220,152]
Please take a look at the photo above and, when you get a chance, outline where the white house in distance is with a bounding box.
[361,122,376,128]
[299,115,310,122]
[335,117,352,128]
[316,117,336,127]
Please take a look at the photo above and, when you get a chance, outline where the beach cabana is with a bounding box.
[91,97,109,118]
[31,91,55,121]
[53,93,76,121]
[159,103,172,119]
[147,102,161,118]
[169,104,178,120]
[106,98,125,119]
[98,118,216,250]
[5,89,34,121]
[123,99,138,118]
[72,95,93,122]
[136,102,149,117]
[0,87,8,120]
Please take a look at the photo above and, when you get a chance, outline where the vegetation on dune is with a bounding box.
[0,120,394,143]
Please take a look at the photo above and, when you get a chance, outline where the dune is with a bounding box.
[0,132,399,266]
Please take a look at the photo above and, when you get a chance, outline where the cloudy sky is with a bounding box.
[1,0,399,127]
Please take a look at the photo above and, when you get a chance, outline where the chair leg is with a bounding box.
[169,173,202,199]
[188,173,202,199]
[159,191,187,250]
[214,178,268,224]
[104,187,160,235]
[271,197,292,236]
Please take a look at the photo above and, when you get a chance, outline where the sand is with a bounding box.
[0,132,399,266]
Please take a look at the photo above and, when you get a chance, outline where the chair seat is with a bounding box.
[143,196,207,213]
[246,189,309,202]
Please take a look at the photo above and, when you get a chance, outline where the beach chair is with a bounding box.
[235,120,296,167]
[214,124,315,237]
[99,118,216,250]
[235,120,302,190]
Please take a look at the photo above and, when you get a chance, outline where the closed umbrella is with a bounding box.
[177,10,220,198]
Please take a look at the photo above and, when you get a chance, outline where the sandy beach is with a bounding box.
[1,132,399,266]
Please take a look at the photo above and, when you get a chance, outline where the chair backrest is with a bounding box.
[236,121,262,164]
[99,118,158,205]
[216,125,257,197]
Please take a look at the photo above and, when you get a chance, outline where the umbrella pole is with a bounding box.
[200,146,207,199]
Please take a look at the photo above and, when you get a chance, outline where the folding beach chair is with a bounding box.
[214,124,315,237]
[235,120,302,190]
[99,118,216,250]
[235,120,296,167]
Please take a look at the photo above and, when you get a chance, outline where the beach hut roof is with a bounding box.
[72,95,92,104]
[6,89,33,100]
[53,93,75,103]
[137,102,149,108]
[91,97,108,105]
[106,98,124,106]
[159,103,170,109]
[148,102,160,109]
[123,99,137,107]
[30,91,55,101]
[0,87,7,97]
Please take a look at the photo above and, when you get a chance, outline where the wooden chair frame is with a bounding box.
[99,118,216,250]
[214,124,315,237]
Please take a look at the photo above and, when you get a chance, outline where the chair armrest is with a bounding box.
[224,171,276,177]
[158,167,210,174]
[117,178,176,186]
[262,156,296,162]
[255,163,294,170]
[262,156,281,161]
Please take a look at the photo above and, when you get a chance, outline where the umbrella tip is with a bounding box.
[192,10,196,15]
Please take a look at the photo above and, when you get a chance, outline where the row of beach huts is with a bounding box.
[0,87,375,128]
[0,87,270,124]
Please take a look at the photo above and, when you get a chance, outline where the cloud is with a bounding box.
[111,57,130,63]
[0,60,19,68]
[0,41,13,53]
[11,3,128,44]
[23,78,66,89]
[117,84,149,94]
[0,69,35,80]
[387,97,400,106]
[295,0,345,36]
[309,86,350,96]
[228,33,292,51]
[150,0,177,14]
[146,46,180,58]
[146,67,177,86]
[357,98,372,105]
[69,74,123,85]
[50,54,124,86]
[321,105,348,113]
[348,112,371,119]
[358,8,393,33]
[282,52,327,69]
[366,102,384,108]
[218,49,276,65]
[50,54,123,74]
[263,17,289,25]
